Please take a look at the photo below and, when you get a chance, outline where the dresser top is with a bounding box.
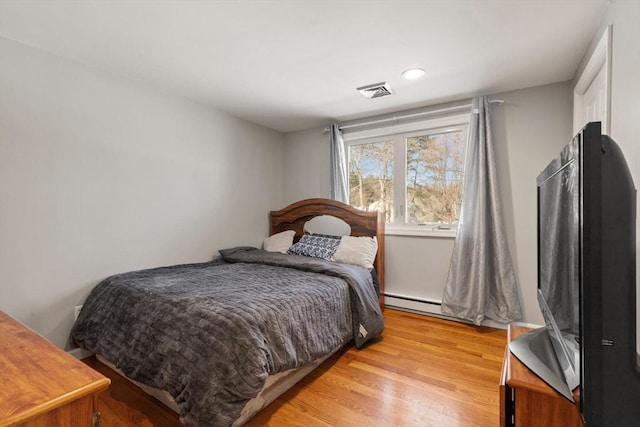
[0,311,110,427]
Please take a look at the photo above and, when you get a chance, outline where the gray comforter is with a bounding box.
[70,248,384,426]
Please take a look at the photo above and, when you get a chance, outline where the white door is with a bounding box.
[581,65,607,128]
[574,26,611,135]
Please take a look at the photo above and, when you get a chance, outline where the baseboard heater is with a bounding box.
[384,293,509,330]
[383,293,441,306]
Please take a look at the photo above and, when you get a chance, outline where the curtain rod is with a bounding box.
[323,99,504,133]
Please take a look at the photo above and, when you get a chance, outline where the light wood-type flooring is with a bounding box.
[84,309,507,426]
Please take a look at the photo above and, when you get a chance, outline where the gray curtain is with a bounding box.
[329,123,348,203]
[441,97,522,325]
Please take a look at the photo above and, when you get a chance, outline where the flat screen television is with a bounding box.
[509,122,639,426]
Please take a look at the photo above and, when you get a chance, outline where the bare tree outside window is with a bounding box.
[348,141,394,222]
[406,130,466,225]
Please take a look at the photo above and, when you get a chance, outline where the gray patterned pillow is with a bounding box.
[287,234,341,260]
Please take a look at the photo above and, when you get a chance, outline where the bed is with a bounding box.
[70,198,385,427]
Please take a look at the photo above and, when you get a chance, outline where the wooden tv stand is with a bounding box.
[500,324,585,427]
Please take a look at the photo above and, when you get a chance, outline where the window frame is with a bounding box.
[343,113,470,238]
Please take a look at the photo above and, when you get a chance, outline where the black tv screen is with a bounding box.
[511,122,639,426]
[537,146,580,394]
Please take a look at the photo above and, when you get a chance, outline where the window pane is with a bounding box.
[348,141,394,222]
[406,130,466,225]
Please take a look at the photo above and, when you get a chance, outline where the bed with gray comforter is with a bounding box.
[70,247,384,426]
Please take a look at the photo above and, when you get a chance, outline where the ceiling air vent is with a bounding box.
[357,82,393,99]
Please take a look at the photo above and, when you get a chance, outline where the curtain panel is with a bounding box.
[441,97,522,325]
[329,123,348,203]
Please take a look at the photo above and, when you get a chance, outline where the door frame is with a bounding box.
[573,25,612,135]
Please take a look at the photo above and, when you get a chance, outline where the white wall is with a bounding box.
[283,127,330,201]
[0,38,285,348]
[283,81,573,326]
[576,0,640,352]
[492,82,573,324]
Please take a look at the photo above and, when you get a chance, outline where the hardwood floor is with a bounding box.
[84,309,507,426]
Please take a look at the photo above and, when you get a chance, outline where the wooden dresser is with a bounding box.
[0,311,110,427]
[500,324,584,427]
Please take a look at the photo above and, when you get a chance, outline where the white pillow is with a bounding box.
[332,236,378,269]
[263,230,296,253]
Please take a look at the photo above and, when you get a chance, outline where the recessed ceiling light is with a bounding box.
[401,68,425,80]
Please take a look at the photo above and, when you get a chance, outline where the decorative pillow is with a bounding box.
[263,230,296,253]
[332,236,378,269]
[287,234,341,260]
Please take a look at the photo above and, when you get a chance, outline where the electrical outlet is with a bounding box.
[74,305,83,321]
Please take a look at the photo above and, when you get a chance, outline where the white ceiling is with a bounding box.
[0,0,609,133]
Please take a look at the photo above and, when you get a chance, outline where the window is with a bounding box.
[345,115,469,235]
[348,140,394,222]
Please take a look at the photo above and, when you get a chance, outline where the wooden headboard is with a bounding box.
[270,198,385,310]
